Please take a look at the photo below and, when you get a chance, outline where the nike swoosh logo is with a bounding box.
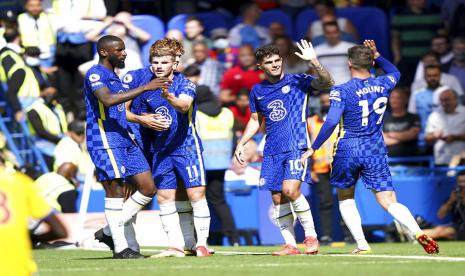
[257,96,265,100]
[147,98,153,102]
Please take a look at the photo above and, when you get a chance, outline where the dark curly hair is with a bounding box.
[255,44,280,63]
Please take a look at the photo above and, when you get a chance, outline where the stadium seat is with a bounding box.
[167,11,233,38]
[234,9,293,38]
[295,7,390,59]
[132,14,165,66]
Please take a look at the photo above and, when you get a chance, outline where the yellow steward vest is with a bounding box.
[26,100,68,137]
[0,49,41,98]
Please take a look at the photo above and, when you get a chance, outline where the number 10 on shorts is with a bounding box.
[289,159,303,171]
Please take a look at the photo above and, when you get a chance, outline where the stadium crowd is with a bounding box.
[0,0,465,251]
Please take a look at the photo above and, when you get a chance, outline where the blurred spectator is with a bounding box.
[383,88,421,157]
[408,65,449,148]
[412,51,463,97]
[78,12,149,77]
[195,84,239,245]
[0,9,18,33]
[274,35,310,74]
[441,0,465,37]
[34,162,79,213]
[50,0,107,120]
[0,10,18,61]
[422,170,465,241]
[166,29,184,41]
[54,121,86,175]
[18,0,57,68]
[209,28,239,69]
[26,90,67,167]
[229,89,252,134]
[268,21,286,40]
[181,16,212,66]
[425,89,465,165]
[219,44,263,105]
[229,2,271,48]
[391,0,443,86]
[193,40,224,96]
[307,92,338,244]
[442,37,465,94]
[314,21,354,85]
[279,0,310,18]
[0,28,41,122]
[23,47,58,93]
[307,0,358,46]
[432,35,454,64]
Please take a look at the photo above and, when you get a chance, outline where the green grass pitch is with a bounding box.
[35,242,465,276]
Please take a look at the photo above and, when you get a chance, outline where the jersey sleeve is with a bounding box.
[379,74,399,91]
[180,79,196,98]
[87,70,108,93]
[122,71,139,90]
[23,174,53,219]
[329,86,346,109]
[248,86,259,113]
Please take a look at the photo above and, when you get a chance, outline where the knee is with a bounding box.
[282,188,300,201]
[188,188,206,202]
[139,184,156,197]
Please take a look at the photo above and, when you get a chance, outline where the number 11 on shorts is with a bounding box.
[186,165,199,179]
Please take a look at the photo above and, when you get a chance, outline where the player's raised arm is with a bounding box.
[95,77,171,107]
[364,40,401,82]
[295,39,334,90]
[234,112,263,165]
[161,89,194,114]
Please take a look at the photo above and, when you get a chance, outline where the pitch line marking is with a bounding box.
[85,248,465,262]
[38,260,421,272]
[143,249,465,261]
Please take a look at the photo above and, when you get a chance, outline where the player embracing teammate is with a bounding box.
[305,40,439,254]
[125,38,211,257]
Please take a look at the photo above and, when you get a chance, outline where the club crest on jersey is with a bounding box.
[155,106,173,126]
[281,85,290,94]
[89,73,100,82]
[123,74,133,83]
[267,100,287,121]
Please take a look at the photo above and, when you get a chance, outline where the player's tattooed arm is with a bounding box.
[310,61,334,90]
[95,77,171,107]
[234,112,263,165]
[161,91,193,113]
[294,39,334,90]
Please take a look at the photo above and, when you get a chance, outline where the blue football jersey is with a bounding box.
[84,64,133,150]
[249,74,314,156]
[330,74,398,157]
[122,67,156,153]
[137,72,202,155]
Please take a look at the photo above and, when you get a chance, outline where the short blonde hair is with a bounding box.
[149,38,184,61]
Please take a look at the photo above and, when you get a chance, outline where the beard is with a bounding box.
[116,59,125,69]
[109,55,125,69]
